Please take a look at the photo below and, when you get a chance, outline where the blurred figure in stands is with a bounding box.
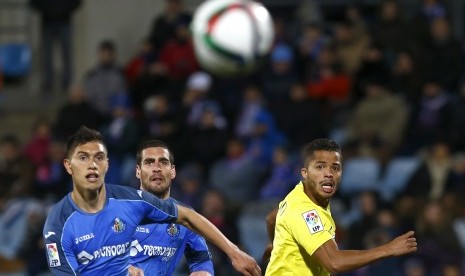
[29,0,82,92]
[84,40,127,119]
[53,83,102,138]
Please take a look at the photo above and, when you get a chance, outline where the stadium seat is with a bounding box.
[378,156,421,201]
[339,157,381,197]
[237,200,277,264]
[0,43,31,78]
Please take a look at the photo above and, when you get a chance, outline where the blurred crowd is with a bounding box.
[1,0,465,275]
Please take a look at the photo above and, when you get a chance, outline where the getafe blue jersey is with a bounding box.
[43,184,178,275]
[129,198,214,275]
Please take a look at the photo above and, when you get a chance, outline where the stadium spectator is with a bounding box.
[273,82,328,151]
[29,0,82,92]
[99,93,141,186]
[23,118,52,168]
[423,16,464,91]
[261,43,298,104]
[83,40,127,118]
[371,0,410,60]
[147,0,192,51]
[332,15,370,75]
[157,20,199,82]
[404,141,454,201]
[406,79,453,152]
[258,146,299,201]
[209,138,262,202]
[414,200,463,275]
[53,83,103,139]
[344,76,408,160]
[389,50,424,106]
[200,188,240,276]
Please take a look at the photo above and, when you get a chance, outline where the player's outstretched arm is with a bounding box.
[176,204,261,276]
[312,231,417,274]
[190,272,212,276]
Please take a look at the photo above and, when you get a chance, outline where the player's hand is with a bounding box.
[386,231,417,256]
[230,248,262,276]
[262,242,273,263]
[128,265,144,276]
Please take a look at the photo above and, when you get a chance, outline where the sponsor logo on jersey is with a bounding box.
[137,190,143,197]
[141,245,177,261]
[46,243,61,267]
[302,209,324,234]
[130,240,177,261]
[130,240,143,257]
[112,218,126,233]
[44,231,56,239]
[136,226,150,233]
[75,233,95,244]
[166,223,180,237]
[77,242,131,264]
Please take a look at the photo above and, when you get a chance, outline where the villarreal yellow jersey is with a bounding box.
[265,182,336,276]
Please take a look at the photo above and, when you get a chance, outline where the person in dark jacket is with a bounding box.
[29,0,82,92]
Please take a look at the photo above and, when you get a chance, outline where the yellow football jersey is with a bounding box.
[265,182,336,275]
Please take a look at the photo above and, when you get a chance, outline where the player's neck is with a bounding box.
[141,186,170,200]
[303,185,330,209]
[71,185,106,213]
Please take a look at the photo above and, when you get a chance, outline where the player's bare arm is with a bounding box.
[190,271,213,276]
[312,231,417,274]
[176,204,261,276]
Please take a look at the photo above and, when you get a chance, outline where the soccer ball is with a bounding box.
[191,0,275,77]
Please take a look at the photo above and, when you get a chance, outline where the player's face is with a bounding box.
[64,142,108,191]
[301,150,342,207]
[136,147,175,199]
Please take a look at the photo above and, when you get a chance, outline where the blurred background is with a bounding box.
[0,0,465,275]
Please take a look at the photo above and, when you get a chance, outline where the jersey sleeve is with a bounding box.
[111,185,179,224]
[286,208,334,255]
[43,219,78,274]
[184,230,214,275]
[138,189,178,223]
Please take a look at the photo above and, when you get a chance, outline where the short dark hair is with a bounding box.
[136,140,174,165]
[65,126,105,159]
[99,40,115,52]
[302,138,342,167]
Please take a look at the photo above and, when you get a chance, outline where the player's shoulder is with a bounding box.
[44,195,75,230]
[106,184,143,200]
[168,197,192,209]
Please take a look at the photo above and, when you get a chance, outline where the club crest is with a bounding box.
[166,223,180,237]
[112,217,126,233]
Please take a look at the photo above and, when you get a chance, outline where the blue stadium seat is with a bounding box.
[339,157,381,197]
[0,43,32,77]
[378,156,421,201]
[237,200,277,264]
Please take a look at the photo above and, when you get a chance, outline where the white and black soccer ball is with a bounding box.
[191,0,275,77]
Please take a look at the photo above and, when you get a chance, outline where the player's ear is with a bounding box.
[171,165,176,180]
[136,165,141,179]
[63,159,72,175]
[301,167,307,178]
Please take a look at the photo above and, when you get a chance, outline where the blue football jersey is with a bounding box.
[129,198,214,275]
[43,184,178,275]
